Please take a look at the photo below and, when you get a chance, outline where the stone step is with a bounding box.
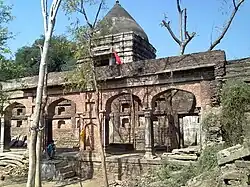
[172,146,200,154]
[55,161,68,168]
[164,154,198,161]
[59,165,73,173]
[61,171,75,179]
[235,160,250,168]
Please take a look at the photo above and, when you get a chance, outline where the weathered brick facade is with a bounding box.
[1,49,227,153]
[0,1,245,157]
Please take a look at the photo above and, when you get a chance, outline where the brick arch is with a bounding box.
[146,83,202,109]
[46,97,77,148]
[4,102,28,149]
[151,88,197,113]
[46,95,81,109]
[105,92,142,114]
[102,89,144,111]
[47,97,76,118]
[3,100,28,112]
[150,88,199,151]
[104,92,142,148]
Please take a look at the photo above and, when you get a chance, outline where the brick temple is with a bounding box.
[0,1,249,159]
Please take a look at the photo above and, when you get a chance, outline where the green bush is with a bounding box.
[221,80,250,146]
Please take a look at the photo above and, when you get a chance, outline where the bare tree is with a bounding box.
[26,0,61,187]
[35,45,48,187]
[64,0,109,186]
[162,0,196,55]
[162,0,245,54]
[209,0,245,50]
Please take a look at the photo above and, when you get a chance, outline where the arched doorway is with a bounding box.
[151,88,199,151]
[47,98,77,151]
[105,93,143,152]
[4,102,27,149]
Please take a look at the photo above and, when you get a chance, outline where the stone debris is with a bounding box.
[217,144,250,186]
[171,146,200,154]
[217,144,250,166]
[0,151,28,180]
[161,146,200,163]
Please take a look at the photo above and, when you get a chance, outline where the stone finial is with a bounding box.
[116,0,120,4]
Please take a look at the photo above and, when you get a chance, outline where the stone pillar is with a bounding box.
[0,117,4,153]
[143,109,155,159]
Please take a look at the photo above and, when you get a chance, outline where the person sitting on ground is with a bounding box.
[47,140,56,159]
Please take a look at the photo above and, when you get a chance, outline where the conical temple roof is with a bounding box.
[103,1,148,41]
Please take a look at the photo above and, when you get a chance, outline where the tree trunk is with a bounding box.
[35,120,42,187]
[96,91,109,187]
[35,59,48,187]
[26,32,52,187]
[180,44,185,55]
[26,129,37,187]
[89,57,108,187]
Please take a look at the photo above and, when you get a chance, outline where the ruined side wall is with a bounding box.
[224,57,250,81]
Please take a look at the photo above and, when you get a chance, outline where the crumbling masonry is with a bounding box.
[0,1,249,176]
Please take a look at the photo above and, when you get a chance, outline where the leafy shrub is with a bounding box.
[221,80,250,146]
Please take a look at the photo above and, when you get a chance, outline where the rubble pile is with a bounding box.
[217,144,250,187]
[161,146,200,165]
[0,151,28,179]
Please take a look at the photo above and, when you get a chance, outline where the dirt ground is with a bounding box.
[0,178,104,187]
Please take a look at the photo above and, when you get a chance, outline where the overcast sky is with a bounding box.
[6,0,250,60]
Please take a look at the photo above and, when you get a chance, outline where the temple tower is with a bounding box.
[90,1,156,66]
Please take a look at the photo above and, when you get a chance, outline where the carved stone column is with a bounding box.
[0,116,4,153]
[143,108,155,159]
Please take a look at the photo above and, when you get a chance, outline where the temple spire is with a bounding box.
[116,0,119,4]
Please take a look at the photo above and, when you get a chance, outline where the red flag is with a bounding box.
[113,51,122,65]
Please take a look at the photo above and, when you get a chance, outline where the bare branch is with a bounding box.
[41,0,48,32]
[163,0,195,55]
[36,44,43,55]
[78,0,93,29]
[177,0,182,13]
[184,8,187,39]
[50,0,62,21]
[93,0,104,28]
[180,32,196,54]
[177,0,183,41]
[209,0,245,50]
[233,0,236,9]
[162,20,181,45]
[185,32,196,42]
